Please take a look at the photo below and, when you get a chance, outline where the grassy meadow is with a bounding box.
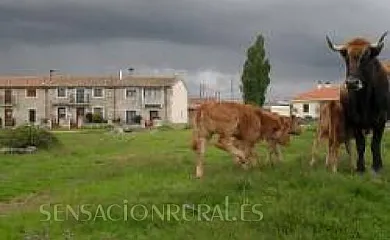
[1,127,390,239]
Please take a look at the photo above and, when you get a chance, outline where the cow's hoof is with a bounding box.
[371,169,381,178]
[195,167,203,178]
[194,174,203,179]
[241,162,250,170]
[355,170,365,178]
[309,160,315,167]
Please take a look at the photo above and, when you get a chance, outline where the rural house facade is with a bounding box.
[291,82,340,119]
[0,74,188,128]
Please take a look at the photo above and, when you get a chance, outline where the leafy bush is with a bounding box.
[92,113,104,123]
[133,115,142,124]
[0,125,60,149]
[85,113,93,123]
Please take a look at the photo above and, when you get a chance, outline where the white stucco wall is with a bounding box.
[270,105,291,117]
[170,80,188,123]
[292,101,320,119]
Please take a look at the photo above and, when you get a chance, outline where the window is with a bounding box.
[93,88,104,98]
[58,107,66,119]
[26,88,37,98]
[126,88,136,98]
[303,104,310,113]
[93,107,104,117]
[150,110,159,120]
[144,88,158,98]
[28,109,36,123]
[57,87,66,98]
[126,110,137,124]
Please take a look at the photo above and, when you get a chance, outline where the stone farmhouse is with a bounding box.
[0,73,188,128]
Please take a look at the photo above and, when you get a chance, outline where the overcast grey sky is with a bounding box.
[0,0,389,100]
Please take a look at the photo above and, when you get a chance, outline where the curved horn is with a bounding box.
[371,31,389,48]
[326,35,345,52]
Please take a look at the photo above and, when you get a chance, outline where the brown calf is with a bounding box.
[310,98,354,172]
[191,101,291,178]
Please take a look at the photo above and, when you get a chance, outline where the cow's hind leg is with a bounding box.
[310,133,320,167]
[330,143,340,173]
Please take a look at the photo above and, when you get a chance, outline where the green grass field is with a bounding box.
[1,128,390,239]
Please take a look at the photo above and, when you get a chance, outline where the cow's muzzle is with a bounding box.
[345,77,363,91]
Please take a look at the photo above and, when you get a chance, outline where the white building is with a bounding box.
[291,82,340,119]
[263,100,292,117]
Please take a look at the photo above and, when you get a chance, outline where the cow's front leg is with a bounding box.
[371,120,385,173]
[267,140,277,166]
[217,135,246,164]
[345,140,355,172]
[354,129,366,173]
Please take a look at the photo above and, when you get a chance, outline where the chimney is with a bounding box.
[119,69,123,80]
[317,80,323,89]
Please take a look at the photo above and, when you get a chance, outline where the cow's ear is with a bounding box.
[370,45,384,58]
[339,49,348,58]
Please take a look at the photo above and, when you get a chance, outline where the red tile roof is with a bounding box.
[0,75,178,88]
[188,97,218,109]
[292,85,340,101]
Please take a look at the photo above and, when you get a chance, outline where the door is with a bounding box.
[4,108,13,126]
[76,107,85,126]
[57,107,66,123]
[126,110,136,124]
[28,109,36,123]
[76,88,85,103]
[4,89,12,105]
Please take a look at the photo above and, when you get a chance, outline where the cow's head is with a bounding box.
[287,115,303,135]
[326,31,388,91]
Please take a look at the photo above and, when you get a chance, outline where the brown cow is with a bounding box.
[326,32,389,175]
[310,87,354,172]
[191,101,292,178]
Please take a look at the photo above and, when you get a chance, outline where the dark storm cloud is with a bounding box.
[0,0,390,98]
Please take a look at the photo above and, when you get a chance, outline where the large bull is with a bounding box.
[325,32,389,175]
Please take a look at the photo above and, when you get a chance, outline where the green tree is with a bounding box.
[240,34,271,106]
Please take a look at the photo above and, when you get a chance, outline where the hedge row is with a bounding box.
[0,125,60,149]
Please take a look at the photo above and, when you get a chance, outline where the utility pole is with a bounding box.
[199,82,203,98]
[230,78,233,100]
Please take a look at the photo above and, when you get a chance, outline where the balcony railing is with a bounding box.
[144,96,163,106]
[70,94,90,104]
[53,94,90,106]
